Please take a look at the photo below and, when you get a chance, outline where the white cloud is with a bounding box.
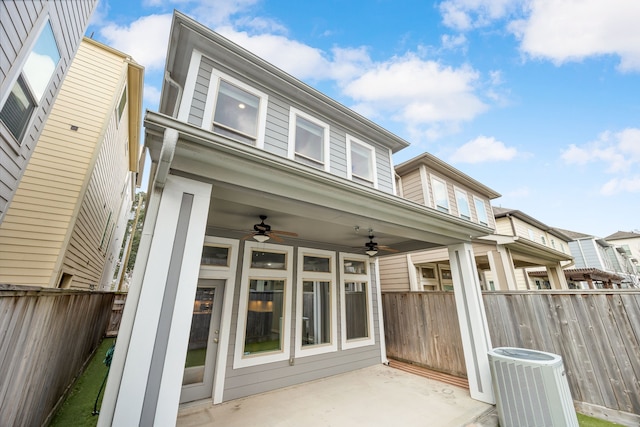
[506,186,530,198]
[441,33,467,50]
[99,14,172,70]
[600,176,640,195]
[439,0,640,72]
[342,56,487,125]
[562,128,640,195]
[451,136,518,163]
[515,0,640,72]
[439,0,521,31]
[562,128,640,172]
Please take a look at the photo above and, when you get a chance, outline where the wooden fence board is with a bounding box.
[0,289,114,426]
[382,290,640,417]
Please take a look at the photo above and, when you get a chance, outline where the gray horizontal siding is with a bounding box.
[188,56,214,127]
[222,242,382,402]
[375,147,393,193]
[0,0,96,222]
[329,127,347,178]
[264,94,288,157]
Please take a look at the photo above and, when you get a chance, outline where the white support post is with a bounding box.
[448,242,495,404]
[103,175,211,426]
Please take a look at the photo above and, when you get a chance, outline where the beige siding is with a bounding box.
[0,0,96,221]
[494,217,514,235]
[399,169,424,205]
[0,40,133,288]
[378,254,411,291]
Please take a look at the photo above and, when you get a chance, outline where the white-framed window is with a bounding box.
[194,56,268,148]
[431,176,449,213]
[0,19,60,144]
[528,229,535,241]
[295,248,337,357]
[116,86,127,125]
[288,108,330,171]
[541,236,547,245]
[473,197,489,226]
[234,241,293,368]
[346,135,377,188]
[339,253,375,350]
[454,187,471,220]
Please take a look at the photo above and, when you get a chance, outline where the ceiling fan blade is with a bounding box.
[268,233,284,243]
[271,230,298,237]
[378,245,399,253]
[241,233,255,240]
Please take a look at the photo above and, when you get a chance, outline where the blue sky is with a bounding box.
[87,0,640,238]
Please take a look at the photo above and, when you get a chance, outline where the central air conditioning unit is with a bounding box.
[488,347,579,427]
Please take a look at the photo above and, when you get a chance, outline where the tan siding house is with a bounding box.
[0,38,143,289]
[0,0,97,223]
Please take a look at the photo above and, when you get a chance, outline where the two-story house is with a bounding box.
[378,157,573,292]
[0,38,143,290]
[0,0,97,223]
[604,231,640,288]
[98,11,497,426]
[554,229,639,289]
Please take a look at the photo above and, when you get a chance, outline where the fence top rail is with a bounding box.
[0,284,125,298]
[381,289,640,296]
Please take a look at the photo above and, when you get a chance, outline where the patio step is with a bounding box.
[388,359,470,389]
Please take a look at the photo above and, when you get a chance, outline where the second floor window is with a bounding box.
[288,108,329,170]
[431,177,449,213]
[213,80,260,145]
[455,188,471,220]
[347,135,377,187]
[474,197,488,226]
[0,20,60,143]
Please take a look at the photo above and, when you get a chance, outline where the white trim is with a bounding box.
[430,175,449,213]
[287,107,330,172]
[389,148,397,195]
[196,236,239,404]
[373,258,388,364]
[177,50,203,121]
[202,64,269,149]
[473,196,489,226]
[294,247,337,358]
[339,253,375,350]
[454,186,471,220]
[346,134,378,189]
[418,165,431,207]
[406,254,419,291]
[233,241,293,369]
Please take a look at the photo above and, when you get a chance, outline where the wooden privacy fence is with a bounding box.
[0,287,115,426]
[381,290,640,418]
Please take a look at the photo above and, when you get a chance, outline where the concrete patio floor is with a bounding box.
[177,364,498,427]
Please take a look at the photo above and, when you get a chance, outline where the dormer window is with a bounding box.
[288,108,330,171]
[347,135,377,187]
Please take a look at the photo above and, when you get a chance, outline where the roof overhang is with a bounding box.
[529,268,624,283]
[478,234,574,264]
[395,153,501,199]
[144,111,493,253]
[127,62,144,173]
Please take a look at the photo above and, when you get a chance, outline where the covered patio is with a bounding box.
[177,364,497,427]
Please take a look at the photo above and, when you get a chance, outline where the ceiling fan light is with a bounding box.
[253,234,269,243]
[366,249,378,257]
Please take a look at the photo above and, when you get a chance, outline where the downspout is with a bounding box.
[164,71,183,118]
[506,213,517,236]
[98,128,178,427]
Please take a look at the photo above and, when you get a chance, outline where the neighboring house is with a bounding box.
[555,228,640,289]
[379,157,573,292]
[605,230,640,287]
[0,38,143,290]
[0,0,97,223]
[98,12,497,426]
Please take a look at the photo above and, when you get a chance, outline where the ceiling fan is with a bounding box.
[242,215,298,243]
[359,229,399,256]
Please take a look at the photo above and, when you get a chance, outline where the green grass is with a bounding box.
[244,339,280,353]
[577,413,625,427]
[50,338,115,427]
[185,348,207,367]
